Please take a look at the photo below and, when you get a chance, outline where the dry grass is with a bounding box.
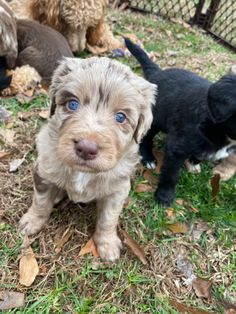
[0,8,236,314]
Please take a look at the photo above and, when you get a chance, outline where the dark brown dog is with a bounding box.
[16,19,73,86]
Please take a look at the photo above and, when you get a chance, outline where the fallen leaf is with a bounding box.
[86,44,108,55]
[78,238,99,258]
[16,93,34,104]
[55,226,74,254]
[9,157,25,172]
[191,220,210,241]
[135,183,154,193]
[0,106,12,124]
[211,173,220,202]
[19,234,39,286]
[176,198,199,212]
[152,148,164,173]
[143,169,158,185]
[192,277,212,299]
[17,111,35,120]
[0,151,12,160]
[167,222,189,234]
[38,109,49,119]
[0,291,25,310]
[122,230,147,265]
[176,248,195,284]
[169,298,212,314]
[165,207,176,219]
[0,129,15,144]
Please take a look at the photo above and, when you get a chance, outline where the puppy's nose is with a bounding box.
[74,139,98,160]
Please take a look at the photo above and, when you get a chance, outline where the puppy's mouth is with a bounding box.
[57,138,118,173]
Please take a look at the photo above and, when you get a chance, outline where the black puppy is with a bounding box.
[0,57,12,91]
[125,38,236,206]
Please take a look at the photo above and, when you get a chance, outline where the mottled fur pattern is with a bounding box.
[0,0,17,69]
[19,57,156,261]
[10,0,120,53]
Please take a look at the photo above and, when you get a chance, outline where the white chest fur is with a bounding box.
[73,172,93,193]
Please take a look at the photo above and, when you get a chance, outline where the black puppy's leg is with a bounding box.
[155,140,187,206]
[140,128,159,169]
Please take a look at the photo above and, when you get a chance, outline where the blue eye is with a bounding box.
[67,99,80,111]
[115,112,126,123]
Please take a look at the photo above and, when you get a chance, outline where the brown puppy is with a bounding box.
[19,57,156,261]
[16,20,73,86]
[10,0,121,53]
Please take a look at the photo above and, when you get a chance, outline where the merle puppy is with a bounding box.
[0,57,11,91]
[125,38,236,207]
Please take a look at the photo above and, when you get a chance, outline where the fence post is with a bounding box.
[204,0,221,29]
[191,0,206,25]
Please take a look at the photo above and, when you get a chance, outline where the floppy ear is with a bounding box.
[207,75,236,123]
[133,77,157,143]
[49,58,78,117]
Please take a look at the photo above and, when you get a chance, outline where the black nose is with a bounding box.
[74,139,98,160]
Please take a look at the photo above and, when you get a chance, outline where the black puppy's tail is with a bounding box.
[0,57,12,91]
[124,37,160,79]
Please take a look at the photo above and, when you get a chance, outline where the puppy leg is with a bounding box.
[66,28,86,53]
[19,167,62,235]
[93,181,130,261]
[140,128,159,169]
[155,139,187,206]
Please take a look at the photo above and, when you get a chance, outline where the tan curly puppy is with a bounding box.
[19,57,156,261]
[0,0,17,68]
[10,0,121,54]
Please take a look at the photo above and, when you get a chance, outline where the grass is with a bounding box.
[1,7,236,314]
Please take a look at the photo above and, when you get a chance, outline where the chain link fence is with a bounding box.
[118,0,236,52]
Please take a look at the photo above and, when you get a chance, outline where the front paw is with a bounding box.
[19,212,49,235]
[94,233,122,262]
[155,188,174,207]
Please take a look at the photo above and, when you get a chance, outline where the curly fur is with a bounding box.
[10,0,120,53]
[19,57,156,261]
[0,0,17,68]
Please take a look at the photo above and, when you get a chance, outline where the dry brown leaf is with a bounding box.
[38,109,49,119]
[122,230,147,265]
[55,226,74,254]
[176,198,199,212]
[0,151,12,160]
[78,238,99,258]
[0,129,15,144]
[19,234,39,286]
[0,291,25,310]
[16,93,34,104]
[211,173,220,202]
[135,183,154,193]
[165,207,176,219]
[152,148,164,174]
[167,222,189,234]
[9,157,25,172]
[143,169,158,185]
[86,44,108,55]
[191,220,210,241]
[169,298,212,314]
[192,277,212,299]
[17,111,35,120]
